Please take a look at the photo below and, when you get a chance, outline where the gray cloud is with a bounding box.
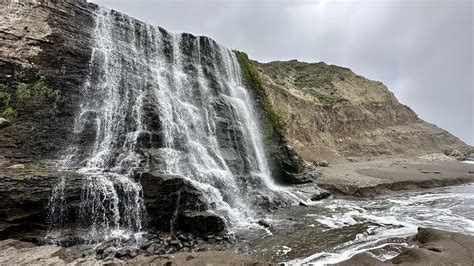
[92,0,473,145]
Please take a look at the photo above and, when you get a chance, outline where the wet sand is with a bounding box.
[337,227,474,265]
[316,154,474,197]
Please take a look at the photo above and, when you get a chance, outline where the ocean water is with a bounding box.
[289,183,474,264]
[234,183,474,265]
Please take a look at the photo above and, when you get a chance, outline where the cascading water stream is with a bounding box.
[47,6,303,240]
[149,32,299,226]
[48,8,149,240]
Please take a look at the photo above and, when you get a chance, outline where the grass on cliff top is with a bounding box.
[234,51,286,129]
[261,60,336,89]
[258,60,348,108]
[303,89,348,108]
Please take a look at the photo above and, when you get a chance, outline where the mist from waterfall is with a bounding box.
[47,6,298,239]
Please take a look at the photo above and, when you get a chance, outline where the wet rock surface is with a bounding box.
[0,238,270,265]
[0,164,84,240]
[91,231,236,260]
[139,172,226,234]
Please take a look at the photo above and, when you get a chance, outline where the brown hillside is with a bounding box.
[254,60,470,161]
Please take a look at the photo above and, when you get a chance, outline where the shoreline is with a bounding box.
[1,227,473,265]
[336,227,474,265]
[315,154,474,197]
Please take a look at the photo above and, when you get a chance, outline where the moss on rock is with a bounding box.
[304,90,348,108]
[234,51,286,130]
[234,51,305,184]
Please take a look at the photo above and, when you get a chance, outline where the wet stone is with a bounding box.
[177,234,188,241]
[115,248,130,258]
[257,219,271,228]
[154,246,166,255]
[129,249,138,258]
[146,243,159,254]
[169,239,182,248]
[311,191,332,201]
[141,239,157,249]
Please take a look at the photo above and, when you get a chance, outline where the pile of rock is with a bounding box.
[448,150,466,161]
[94,231,236,261]
[443,149,473,161]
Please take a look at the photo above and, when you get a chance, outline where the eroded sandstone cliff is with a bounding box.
[255,60,470,161]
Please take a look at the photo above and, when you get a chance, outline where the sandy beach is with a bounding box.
[315,154,474,197]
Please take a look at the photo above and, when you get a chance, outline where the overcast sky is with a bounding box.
[92,0,473,145]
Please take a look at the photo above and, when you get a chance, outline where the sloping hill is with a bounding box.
[254,60,470,161]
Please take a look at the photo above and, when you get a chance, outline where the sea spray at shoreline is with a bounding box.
[284,183,474,264]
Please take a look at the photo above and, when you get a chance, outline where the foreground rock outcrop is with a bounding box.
[338,227,474,265]
[0,165,85,240]
[140,172,225,234]
[0,238,272,265]
[255,60,471,161]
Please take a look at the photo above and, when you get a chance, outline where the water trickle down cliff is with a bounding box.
[47,7,300,239]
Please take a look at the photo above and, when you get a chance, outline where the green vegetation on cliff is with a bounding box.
[302,89,347,108]
[234,51,286,129]
[0,74,60,117]
[257,60,348,108]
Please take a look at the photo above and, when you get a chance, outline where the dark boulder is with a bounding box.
[114,248,130,258]
[178,211,226,234]
[139,172,226,235]
[310,190,332,201]
[257,219,270,228]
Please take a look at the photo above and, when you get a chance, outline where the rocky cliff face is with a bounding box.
[0,0,94,164]
[0,0,306,241]
[0,0,95,239]
[255,60,470,161]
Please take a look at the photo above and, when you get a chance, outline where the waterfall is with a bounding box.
[48,8,148,239]
[48,7,297,238]
[151,33,287,225]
